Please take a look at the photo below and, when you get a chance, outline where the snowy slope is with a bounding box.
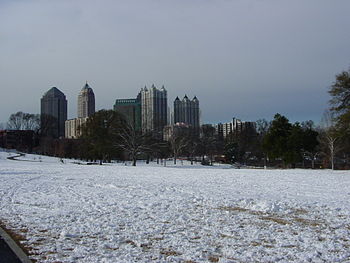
[0,151,349,262]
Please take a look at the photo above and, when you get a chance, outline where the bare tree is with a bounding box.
[186,137,200,165]
[7,111,24,130]
[168,127,189,165]
[7,112,40,131]
[319,111,340,170]
[23,113,40,131]
[118,122,151,166]
[170,135,188,165]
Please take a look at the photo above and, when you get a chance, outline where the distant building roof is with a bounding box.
[80,82,94,94]
[43,87,65,97]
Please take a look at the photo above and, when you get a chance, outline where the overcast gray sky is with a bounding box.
[1,0,350,125]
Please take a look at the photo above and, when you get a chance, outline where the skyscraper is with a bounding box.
[114,93,141,131]
[41,87,67,138]
[140,85,167,136]
[78,82,95,118]
[174,95,200,131]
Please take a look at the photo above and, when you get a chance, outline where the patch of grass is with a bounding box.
[260,216,290,225]
[140,243,152,251]
[282,244,296,248]
[151,236,164,241]
[264,244,274,248]
[250,241,261,246]
[208,255,220,262]
[293,217,321,227]
[160,248,182,257]
[106,246,119,250]
[292,208,308,215]
[124,239,137,247]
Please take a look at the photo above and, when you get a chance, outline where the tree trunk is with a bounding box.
[331,156,334,170]
[331,141,334,170]
[132,158,136,166]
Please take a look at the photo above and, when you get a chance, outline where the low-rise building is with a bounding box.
[65,117,88,139]
[216,118,256,138]
[0,130,35,151]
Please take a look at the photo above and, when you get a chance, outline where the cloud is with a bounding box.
[0,0,350,124]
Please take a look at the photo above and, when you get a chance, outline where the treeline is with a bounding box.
[3,68,350,169]
[1,109,344,169]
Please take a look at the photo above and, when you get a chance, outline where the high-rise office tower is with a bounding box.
[41,87,67,138]
[78,82,95,118]
[140,85,167,136]
[114,93,141,131]
[174,95,200,131]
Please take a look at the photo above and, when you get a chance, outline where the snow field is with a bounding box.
[0,151,349,262]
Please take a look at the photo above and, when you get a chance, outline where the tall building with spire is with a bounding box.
[41,87,67,138]
[78,82,95,118]
[140,84,167,136]
[65,83,95,139]
[174,95,200,131]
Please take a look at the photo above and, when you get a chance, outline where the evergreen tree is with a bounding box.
[328,69,350,167]
[81,110,125,164]
[329,69,350,131]
[263,114,292,166]
[285,123,304,167]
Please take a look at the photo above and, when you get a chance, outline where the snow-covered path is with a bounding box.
[0,152,349,262]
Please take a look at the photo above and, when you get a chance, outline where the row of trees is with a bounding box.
[1,108,336,168]
[1,110,346,169]
[223,116,320,168]
[79,110,223,166]
[3,68,350,169]
[223,68,350,169]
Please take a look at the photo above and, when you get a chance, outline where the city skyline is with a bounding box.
[1,1,350,125]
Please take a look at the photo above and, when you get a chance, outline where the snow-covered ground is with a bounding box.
[0,150,349,262]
